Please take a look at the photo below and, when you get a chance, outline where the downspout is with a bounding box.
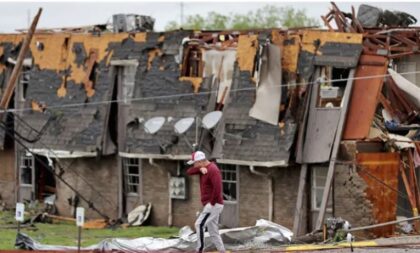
[149,158,173,227]
[249,165,273,221]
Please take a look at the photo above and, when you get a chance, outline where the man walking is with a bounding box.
[187,151,225,253]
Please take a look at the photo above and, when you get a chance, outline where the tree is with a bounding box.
[164,5,319,31]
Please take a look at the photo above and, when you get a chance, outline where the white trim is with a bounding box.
[119,153,288,167]
[217,158,287,167]
[119,152,190,160]
[110,59,139,66]
[29,149,97,158]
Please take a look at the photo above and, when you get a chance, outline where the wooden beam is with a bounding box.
[0,8,42,111]
[292,164,308,236]
[314,68,356,231]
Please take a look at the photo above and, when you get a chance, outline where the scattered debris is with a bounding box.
[127,203,151,227]
[16,219,292,251]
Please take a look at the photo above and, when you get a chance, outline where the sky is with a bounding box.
[0,1,420,32]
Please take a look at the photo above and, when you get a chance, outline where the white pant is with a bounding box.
[195,203,225,253]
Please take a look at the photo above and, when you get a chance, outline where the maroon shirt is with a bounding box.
[187,162,224,206]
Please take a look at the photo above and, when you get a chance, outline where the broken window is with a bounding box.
[20,153,34,186]
[220,164,238,201]
[317,67,350,108]
[123,158,140,195]
[311,166,333,229]
[181,42,203,77]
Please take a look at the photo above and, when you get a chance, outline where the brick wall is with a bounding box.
[55,156,119,219]
[0,148,15,207]
[273,166,305,230]
[239,166,270,226]
[238,166,303,230]
[334,164,375,238]
[141,159,201,227]
[142,162,305,230]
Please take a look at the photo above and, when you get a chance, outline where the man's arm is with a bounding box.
[209,169,223,205]
[186,166,200,175]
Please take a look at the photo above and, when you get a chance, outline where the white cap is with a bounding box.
[187,151,206,165]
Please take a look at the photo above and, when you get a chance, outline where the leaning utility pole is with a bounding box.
[0,8,42,111]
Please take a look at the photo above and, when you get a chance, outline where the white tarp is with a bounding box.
[388,68,420,108]
[383,133,416,149]
[16,219,292,252]
[249,44,282,125]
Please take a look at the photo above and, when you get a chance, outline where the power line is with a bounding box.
[13,113,119,210]
[1,69,419,114]
[0,121,110,220]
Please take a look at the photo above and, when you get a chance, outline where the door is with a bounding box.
[219,164,239,228]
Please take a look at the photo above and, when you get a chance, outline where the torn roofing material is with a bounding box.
[217,67,296,166]
[124,32,210,157]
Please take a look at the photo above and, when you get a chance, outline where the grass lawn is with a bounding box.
[0,211,179,250]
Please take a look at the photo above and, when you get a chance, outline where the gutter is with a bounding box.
[249,165,273,222]
[148,158,173,227]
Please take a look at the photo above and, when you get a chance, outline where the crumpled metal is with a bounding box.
[16,219,292,252]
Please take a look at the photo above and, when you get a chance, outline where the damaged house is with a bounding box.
[1,2,420,239]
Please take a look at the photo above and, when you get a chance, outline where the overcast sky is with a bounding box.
[1,2,420,32]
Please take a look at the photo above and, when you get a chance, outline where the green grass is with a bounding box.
[0,211,179,250]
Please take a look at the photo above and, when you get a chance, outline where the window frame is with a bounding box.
[220,164,238,203]
[122,158,141,196]
[311,166,333,212]
[19,153,34,187]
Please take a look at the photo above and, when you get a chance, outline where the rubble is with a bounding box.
[1,2,420,250]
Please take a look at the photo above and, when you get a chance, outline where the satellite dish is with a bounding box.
[202,111,223,130]
[174,117,195,134]
[144,117,165,134]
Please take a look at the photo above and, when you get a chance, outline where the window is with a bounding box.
[181,43,203,77]
[19,67,31,101]
[123,158,140,194]
[220,164,238,202]
[20,153,34,185]
[311,166,333,211]
[317,66,350,108]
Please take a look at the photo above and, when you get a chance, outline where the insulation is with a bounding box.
[236,35,258,72]
[202,48,236,103]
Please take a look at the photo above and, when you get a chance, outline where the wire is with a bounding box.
[1,69,420,114]
[0,122,110,220]
[357,164,416,218]
[12,113,118,210]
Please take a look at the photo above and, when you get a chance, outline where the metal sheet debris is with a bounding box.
[357,152,400,237]
[389,68,420,109]
[249,43,282,125]
[343,55,388,140]
[16,219,293,252]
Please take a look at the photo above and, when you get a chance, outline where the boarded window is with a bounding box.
[122,158,140,194]
[220,164,238,201]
